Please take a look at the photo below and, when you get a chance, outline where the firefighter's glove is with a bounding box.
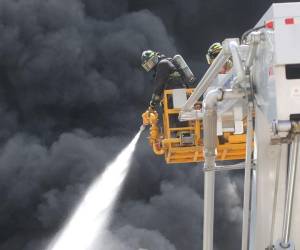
[150,94,160,107]
[148,103,155,112]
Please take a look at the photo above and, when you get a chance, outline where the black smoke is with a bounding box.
[0,0,290,250]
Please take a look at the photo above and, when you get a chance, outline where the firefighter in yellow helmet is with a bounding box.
[206,42,232,74]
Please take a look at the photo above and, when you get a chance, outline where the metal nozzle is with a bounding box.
[140,125,146,131]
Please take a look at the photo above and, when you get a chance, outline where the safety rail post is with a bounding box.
[278,135,300,249]
[241,103,254,250]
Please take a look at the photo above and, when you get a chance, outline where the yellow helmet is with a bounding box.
[206,42,222,64]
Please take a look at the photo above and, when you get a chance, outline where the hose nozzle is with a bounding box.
[140,125,146,131]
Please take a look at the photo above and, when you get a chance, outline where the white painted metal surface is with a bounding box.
[241,104,254,250]
[253,108,288,249]
[254,3,300,121]
[256,3,300,65]
[172,89,187,108]
[203,172,215,250]
[252,3,300,247]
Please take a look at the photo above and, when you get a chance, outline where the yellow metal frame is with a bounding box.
[143,88,247,164]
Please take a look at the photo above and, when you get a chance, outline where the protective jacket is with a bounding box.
[150,58,185,106]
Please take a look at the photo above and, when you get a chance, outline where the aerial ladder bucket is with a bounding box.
[142,88,247,164]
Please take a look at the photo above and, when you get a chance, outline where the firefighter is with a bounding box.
[141,50,191,109]
[206,42,244,143]
[206,42,232,74]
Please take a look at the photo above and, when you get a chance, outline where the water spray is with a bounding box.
[48,128,143,250]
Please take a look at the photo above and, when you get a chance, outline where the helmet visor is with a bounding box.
[206,51,220,65]
[142,54,158,72]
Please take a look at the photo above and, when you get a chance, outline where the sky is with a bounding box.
[0,0,293,250]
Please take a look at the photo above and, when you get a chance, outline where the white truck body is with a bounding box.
[254,2,300,121]
[180,3,300,250]
[251,2,300,249]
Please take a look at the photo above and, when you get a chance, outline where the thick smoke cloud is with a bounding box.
[129,0,291,58]
[0,0,176,140]
[114,148,243,250]
[0,0,179,249]
[116,183,204,250]
[0,0,289,250]
[0,131,129,249]
[93,226,176,250]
